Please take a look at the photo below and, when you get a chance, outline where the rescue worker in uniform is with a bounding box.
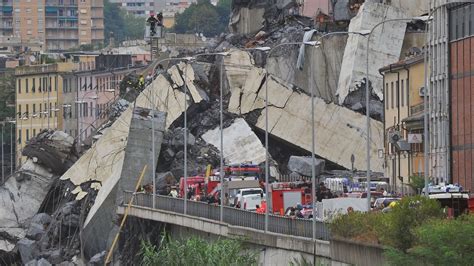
[157,12,164,26]
[146,12,159,36]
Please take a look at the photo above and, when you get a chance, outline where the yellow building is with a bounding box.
[15,62,75,166]
[380,54,425,192]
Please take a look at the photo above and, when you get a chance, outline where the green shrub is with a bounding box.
[141,236,258,266]
[329,196,444,249]
[386,214,474,266]
[329,211,382,244]
[379,196,444,251]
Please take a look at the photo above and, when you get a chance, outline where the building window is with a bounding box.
[18,79,21,94]
[32,78,36,93]
[401,79,404,107]
[18,105,21,118]
[18,130,21,144]
[39,104,42,118]
[405,79,409,106]
[391,82,394,109]
[55,76,58,91]
[396,81,399,108]
[33,104,36,114]
[26,104,29,116]
[26,129,29,141]
[385,83,389,110]
[26,79,29,93]
[33,129,36,137]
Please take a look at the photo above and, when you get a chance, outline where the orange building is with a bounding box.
[0,0,104,51]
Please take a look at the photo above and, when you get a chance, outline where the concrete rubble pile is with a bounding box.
[0,130,81,264]
[0,0,435,263]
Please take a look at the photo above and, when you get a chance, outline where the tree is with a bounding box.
[173,0,230,36]
[408,175,425,193]
[141,237,258,266]
[385,215,474,266]
[378,196,444,252]
[103,0,145,44]
[104,0,126,43]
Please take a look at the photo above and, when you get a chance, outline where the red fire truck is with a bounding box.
[268,182,312,215]
[178,176,219,198]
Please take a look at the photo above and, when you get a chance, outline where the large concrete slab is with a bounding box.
[59,62,195,257]
[336,2,408,104]
[202,118,266,165]
[226,63,384,172]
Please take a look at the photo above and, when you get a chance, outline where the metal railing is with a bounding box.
[123,192,330,241]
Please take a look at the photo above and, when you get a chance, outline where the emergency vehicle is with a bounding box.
[268,182,311,215]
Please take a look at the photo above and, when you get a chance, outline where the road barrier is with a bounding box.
[123,192,330,240]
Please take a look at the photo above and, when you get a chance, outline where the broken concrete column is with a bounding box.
[116,107,166,204]
[288,156,325,177]
[337,2,408,104]
[266,34,348,103]
[82,108,166,258]
[230,7,265,34]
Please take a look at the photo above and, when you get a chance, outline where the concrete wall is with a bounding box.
[330,237,385,266]
[230,7,265,34]
[337,2,408,104]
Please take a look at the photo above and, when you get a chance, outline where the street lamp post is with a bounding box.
[310,30,369,239]
[251,41,318,233]
[8,121,14,176]
[1,123,4,183]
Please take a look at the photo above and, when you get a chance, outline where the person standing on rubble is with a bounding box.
[146,12,158,36]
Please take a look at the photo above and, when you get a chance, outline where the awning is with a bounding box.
[403,113,424,130]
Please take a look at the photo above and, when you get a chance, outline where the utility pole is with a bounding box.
[1,123,4,183]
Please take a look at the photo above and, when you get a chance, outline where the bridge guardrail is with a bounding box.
[124,192,330,241]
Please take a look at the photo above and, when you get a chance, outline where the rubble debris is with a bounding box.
[288,156,326,177]
[202,118,267,165]
[18,239,40,264]
[155,172,177,195]
[158,127,220,179]
[337,2,409,104]
[25,258,52,266]
[89,251,106,265]
[21,130,77,175]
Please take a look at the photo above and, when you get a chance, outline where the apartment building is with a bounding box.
[109,0,165,16]
[0,0,104,51]
[380,54,426,192]
[449,3,474,193]
[15,62,75,165]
